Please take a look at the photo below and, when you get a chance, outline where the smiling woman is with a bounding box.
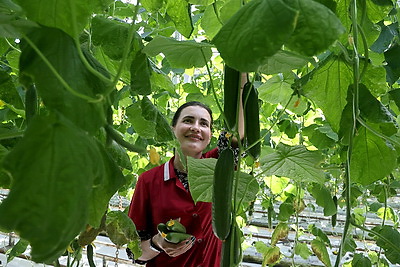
[126,99,244,266]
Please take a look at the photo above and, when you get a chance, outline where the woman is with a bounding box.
[127,76,246,266]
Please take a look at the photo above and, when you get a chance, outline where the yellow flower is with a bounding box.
[149,147,160,165]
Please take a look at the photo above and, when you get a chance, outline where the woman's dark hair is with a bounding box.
[171,101,213,127]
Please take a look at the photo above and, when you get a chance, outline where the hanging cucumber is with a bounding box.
[212,148,234,240]
[331,195,338,227]
[223,65,241,131]
[220,221,242,267]
[242,81,261,160]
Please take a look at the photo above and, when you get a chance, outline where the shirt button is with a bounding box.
[197,239,203,243]
[192,213,198,217]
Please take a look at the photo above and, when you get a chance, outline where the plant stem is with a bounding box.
[356,116,400,147]
[201,50,225,121]
[105,124,147,154]
[334,0,360,265]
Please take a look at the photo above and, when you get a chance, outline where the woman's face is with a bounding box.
[172,105,212,158]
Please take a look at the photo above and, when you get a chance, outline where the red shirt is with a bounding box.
[128,148,221,267]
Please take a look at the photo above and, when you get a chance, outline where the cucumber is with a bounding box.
[223,65,241,131]
[166,219,186,233]
[212,148,234,240]
[165,232,191,244]
[220,221,242,267]
[331,196,338,227]
[242,81,261,160]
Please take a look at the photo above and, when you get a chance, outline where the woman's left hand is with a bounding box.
[152,233,196,257]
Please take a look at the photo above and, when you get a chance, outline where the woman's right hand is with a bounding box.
[152,233,196,257]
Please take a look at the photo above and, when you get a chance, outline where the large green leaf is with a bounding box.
[284,0,345,56]
[259,143,325,184]
[0,14,37,38]
[258,73,294,105]
[91,16,132,61]
[302,56,352,132]
[15,0,112,37]
[258,50,311,75]
[126,101,157,139]
[358,83,395,124]
[212,0,298,71]
[165,0,193,38]
[384,43,400,85]
[0,114,99,262]
[143,36,213,69]
[201,4,223,40]
[187,157,259,206]
[19,27,108,134]
[142,0,164,12]
[309,183,337,216]
[130,50,152,95]
[106,210,141,256]
[350,127,397,185]
[372,225,400,264]
[141,97,175,142]
[87,141,126,227]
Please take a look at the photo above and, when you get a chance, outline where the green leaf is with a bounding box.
[0,114,100,262]
[87,141,126,227]
[0,70,23,109]
[201,4,223,40]
[126,101,157,139]
[142,0,164,11]
[0,14,37,38]
[141,97,174,142]
[143,36,213,69]
[295,242,312,260]
[302,124,337,149]
[165,0,193,38]
[259,143,325,184]
[284,0,345,56]
[350,127,397,185]
[309,183,337,216]
[106,210,141,257]
[258,50,311,75]
[258,73,294,105]
[6,238,29,262]
[19,27,108,134]
[277,202,295,221]
[212,0,298,72]
[15,0,112,37]
[358,83,395,124]
[370,21,398,53]
[302,56,352,132]
[372,225,400,264]
[352,254,372,267]
[130,50,152,95]
[91,16,132,60]
[309,224,331,246]
[107,140,132,170]
[187,157,259,205]
[0,144,10,188]
[150,71,176,95]
[384,43,400,85]
[219,0,242,24]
